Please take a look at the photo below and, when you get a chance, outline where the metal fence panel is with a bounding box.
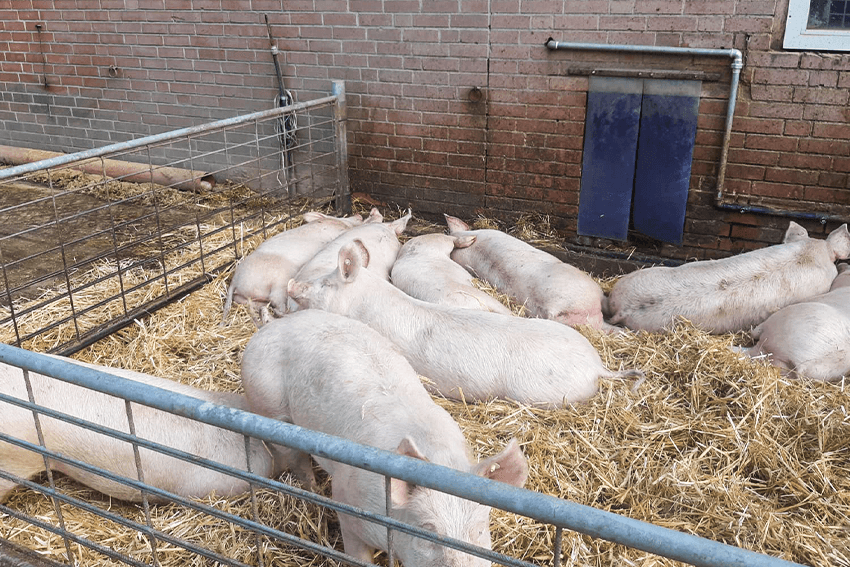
[0,344,805,567]
[0,82,349,356]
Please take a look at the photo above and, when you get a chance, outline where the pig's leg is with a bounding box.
[246,299,266,328]
[268,444,317,489]
[338,514,375,562]
[0,451,45,503]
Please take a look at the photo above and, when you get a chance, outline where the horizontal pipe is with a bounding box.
[715,200,842,225]
[0,343,804,567]
[545,38,742,62]
[0,145,215,192]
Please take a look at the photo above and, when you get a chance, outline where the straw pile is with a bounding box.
[1,204,848,567]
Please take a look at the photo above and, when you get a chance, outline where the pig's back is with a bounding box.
[607,240,838,333]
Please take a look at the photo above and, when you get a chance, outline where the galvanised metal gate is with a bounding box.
[0,81,350,356]
[0,345,804,567]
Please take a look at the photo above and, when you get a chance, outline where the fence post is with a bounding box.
[332,80,352,215]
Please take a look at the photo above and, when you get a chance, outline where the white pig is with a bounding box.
[240,309,528,567]
[287,241,644,408]
[286,211,411,312]
[391,233,513,315]
[0,356,274,504]
[605,221,850,334]
[738,263,850,381]
[444,215,611,330]
[222,209,378,327]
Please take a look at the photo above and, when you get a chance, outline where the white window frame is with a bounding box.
[784,0,850,51]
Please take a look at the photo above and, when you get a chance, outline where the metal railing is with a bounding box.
[0,81,350,355]
[0,343,805,567]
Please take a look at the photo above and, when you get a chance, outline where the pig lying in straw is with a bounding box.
[287,241,644,408]
[0,356,273,504]
[737,263,850,381]
[444,215,612,330]
[605,221,850,334]
[222,209,377,327]
[240,309,528,567]
[390,233,513,315]
[286,211,411,312]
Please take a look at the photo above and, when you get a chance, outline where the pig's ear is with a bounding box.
[444,214,469,234]
[287,279,309,301]
[472,439,528,488]
[783,221,808,243]
[453,235,476,249]
[338,240,370,281]
[302,211,325,223]
[827,224,850,261]
[365,207,383,224]
[389,210,412,235]
[390,436,428,507]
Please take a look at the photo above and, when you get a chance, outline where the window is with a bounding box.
[784,0,850,50]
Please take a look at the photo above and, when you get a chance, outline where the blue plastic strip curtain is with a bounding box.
[577,77,701,244]
[578,77,642,241]
[631,79,701,245]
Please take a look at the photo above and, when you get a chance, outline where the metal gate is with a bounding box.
[0,81,350,356]
[0,345,802,567]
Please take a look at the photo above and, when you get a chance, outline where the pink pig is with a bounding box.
[444,215,610,330]
[738,263,850,381]
[222,209,376,327]
[286,212,411,312]
[0,356,274,504]
[390,233,513,316]
[605,221,850,334]
[240,309,528,567]
[287,241,644,408]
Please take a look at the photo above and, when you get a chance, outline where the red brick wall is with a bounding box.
[2,1,849,261]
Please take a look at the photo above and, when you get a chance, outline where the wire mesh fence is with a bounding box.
[0,82,349,356]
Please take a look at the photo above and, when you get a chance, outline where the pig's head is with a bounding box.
[389,437,529,567]
[826,224,850,261]
[286,240,372,314]
[398,233,476,260]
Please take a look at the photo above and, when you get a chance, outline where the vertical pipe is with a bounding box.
[332,80,352,215]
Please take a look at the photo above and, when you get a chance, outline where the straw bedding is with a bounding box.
[1,204,848,567]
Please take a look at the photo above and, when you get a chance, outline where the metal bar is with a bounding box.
[332,80,352,214]
[0,422,527,567]
[0,344,805,567]
[0,97,337,182]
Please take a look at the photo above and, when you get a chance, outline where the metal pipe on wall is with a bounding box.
[545,41,824,221]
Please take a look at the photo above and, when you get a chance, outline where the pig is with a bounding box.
[286,211,411,313]
[444,215,611,331]
[605,221,850,334]
[737,263,850,381]
[390,233,513,316]
[0,356,274,504]
[240,309,529,567]
[221,209,378,327]
[287,241,644,408]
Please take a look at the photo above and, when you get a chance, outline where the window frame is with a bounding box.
[784,0,850,51]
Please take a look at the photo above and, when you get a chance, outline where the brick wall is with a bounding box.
[2,0,849,261]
